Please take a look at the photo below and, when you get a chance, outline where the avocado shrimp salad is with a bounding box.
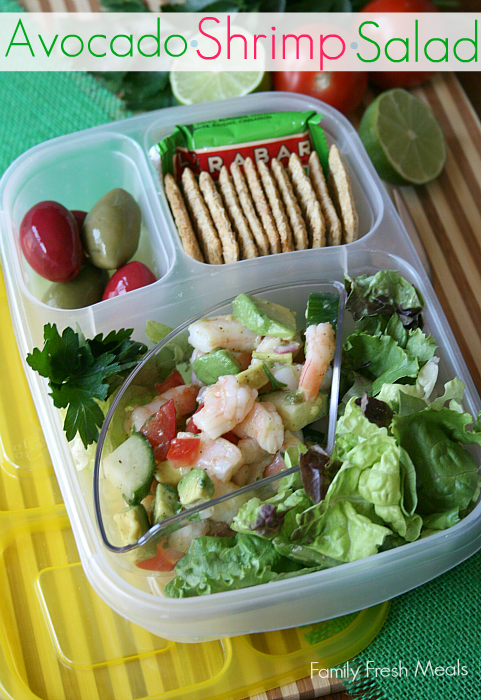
[29,271,481,598]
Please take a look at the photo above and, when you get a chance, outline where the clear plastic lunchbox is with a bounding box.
[0,91,480,643]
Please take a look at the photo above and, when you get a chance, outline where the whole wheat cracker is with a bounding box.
[199,171,239,264]
[288,153,326,248]
[230,162,270,256]
[257,161,294,253]
[218,166,258,260]
[164,173,204,262]
[328,144,358,244]
[308,151,342,247]
[270,158,309,251]
[181,168,223,265]
[243,157,281,255]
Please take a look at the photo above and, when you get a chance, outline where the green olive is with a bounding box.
[42,261,110,309]
[82,188,141,269]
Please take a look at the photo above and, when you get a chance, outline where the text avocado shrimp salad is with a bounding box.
[28,271,481,597]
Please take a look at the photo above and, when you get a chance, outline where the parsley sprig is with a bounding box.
[26,324,147,448]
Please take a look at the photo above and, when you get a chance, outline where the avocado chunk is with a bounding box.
[252,351,293,364]
[262,391,329,431]
[152,483,181,524]
[114,504,150,546]
[177,468,215,506]
[192,348,241,384]
[232,294,297,340]
[155,460,185,486]
[236,362,270,390]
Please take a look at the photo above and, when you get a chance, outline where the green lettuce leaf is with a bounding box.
[231,469,310,539]
[145,320,193,380]
[289,399,423,559]
[343,332,420,395]
[422,508,460,531]
[163,533,303,597]
[345,270,425,329]
[392,407,481,515]
[377,357,440,411]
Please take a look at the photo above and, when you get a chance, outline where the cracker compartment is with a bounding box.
[160,130,366,264]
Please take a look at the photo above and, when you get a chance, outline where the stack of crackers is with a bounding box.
[164,144,358,265]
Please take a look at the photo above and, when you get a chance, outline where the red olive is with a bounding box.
[20,201,84,282]
[102,261,157,300]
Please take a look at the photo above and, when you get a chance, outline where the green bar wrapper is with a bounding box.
[153,110,329,183]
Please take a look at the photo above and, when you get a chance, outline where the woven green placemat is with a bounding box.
[343,550,481,700]
[0,0,132,177]
[2,3,481,700]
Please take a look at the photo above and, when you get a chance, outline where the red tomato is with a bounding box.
[102,261,157,300]
[167,435,201,468]
[273,71,368,117]
[185,403,203,434]
[360,0,439,89]
[20,201,84,282]
[140,398,176,461]
[155,369,185,395]
[136,543,185,572]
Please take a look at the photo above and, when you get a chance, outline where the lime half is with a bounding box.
[170,71,268,106]
[170,25,268,105]
[358,88,446,186]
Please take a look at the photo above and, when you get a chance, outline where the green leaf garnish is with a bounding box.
[26,324,147,448]
[262,362,287,390]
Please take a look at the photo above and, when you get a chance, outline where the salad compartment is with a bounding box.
[94,280,345,565]
[0,92,480,643]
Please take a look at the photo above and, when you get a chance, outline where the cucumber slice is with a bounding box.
[305,292,339,329]
[103,432,155,506]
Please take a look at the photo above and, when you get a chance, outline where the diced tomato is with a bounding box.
[140,398,176,462]
[185,402,203,434]
[155,369,185,395]
[185,416,200,433]
[167,435,201,468]
[136,543,185,572]
[264,452,287,477]
[222,431,239,445]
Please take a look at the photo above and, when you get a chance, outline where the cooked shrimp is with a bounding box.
[193,375,258,439]
[161,385,199,417]
[233,401,284,454]
[188,314,261,353]
[208,478,253,523]
[270,363,302,392]
[168,520,210,553]
[232,437,272,486]
[125,384,199,433]
[298,323,336,401]
[194,434,244,483]
[255,333,302,356]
